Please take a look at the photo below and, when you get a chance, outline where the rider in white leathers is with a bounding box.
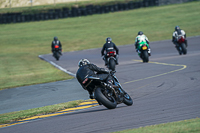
[135,31,151,56]
[172,26,188,49]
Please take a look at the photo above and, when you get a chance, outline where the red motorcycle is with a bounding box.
[105,51,117,71]
[176,35,187,55]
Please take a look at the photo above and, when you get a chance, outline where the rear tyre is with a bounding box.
[109,58,116,71]
[54,52,60,61]
[123,93,133,106]
[181,43,187,55]
[142,51,149,63]
[95,87,117,109]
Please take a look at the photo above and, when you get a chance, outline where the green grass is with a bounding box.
[0,100,83,124]
[0,1,200,90]
[113,118,200,133]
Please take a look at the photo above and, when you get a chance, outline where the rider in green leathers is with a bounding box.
[135,31,151,57]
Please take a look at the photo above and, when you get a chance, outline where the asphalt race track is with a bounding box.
[1,36,200,133]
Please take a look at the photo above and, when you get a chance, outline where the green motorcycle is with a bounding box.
[137,41,150,63]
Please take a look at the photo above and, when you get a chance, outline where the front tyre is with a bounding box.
[123,93,133,106]
[95,87,117,109]
[181,43,187,55]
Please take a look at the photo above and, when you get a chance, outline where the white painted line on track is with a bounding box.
[38,55,76,77]
[124,60,187,84]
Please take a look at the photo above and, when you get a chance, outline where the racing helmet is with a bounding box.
[175,26,180,31]
[106,37,112,42]
[78,59,90,67]
[54,36,58,41]
[138,31,143,35]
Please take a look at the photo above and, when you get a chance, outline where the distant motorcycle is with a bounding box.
[137,41,150,63]
[82,71,133,109]
[105,51,117,71]
[53,45,61,61]
[176,34,187,55]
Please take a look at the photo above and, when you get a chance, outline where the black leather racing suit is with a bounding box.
[101,42,119,65]
[76,64,112,95]
[51,40,62,55]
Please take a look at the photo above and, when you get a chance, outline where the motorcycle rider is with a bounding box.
[135,31,151,56]
[172,26,188,53]
[101,37,119,66]
[76,59,117,99]
[51,36,62,55]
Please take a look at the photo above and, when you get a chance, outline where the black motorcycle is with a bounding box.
[53,45,61,61]
[82,71,133,109]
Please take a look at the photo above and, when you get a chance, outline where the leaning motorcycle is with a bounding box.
[105,51,117,71]
[176,34,187,55]
[82,71,133,109]
[53,45,61,61]
[137,41,150,63]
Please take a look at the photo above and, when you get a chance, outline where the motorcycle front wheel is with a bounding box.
[181,43,187,55]
[95,87,117,109]
[123,93,133,106]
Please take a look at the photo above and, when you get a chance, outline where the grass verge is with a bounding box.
[113,118,200,133]
[0,1,200,90]
[0,100,84,124]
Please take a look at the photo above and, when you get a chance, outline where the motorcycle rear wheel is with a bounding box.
[109,58,116,71]
[95,87,117,109]
[142,51,149,63]
[54,52,60,61]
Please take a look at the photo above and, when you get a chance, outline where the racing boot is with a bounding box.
[104,60,108,66]
[148,48,151,56]
[103,56,107,66]
[116,58,119,65]
[89,92,94,99]
[116,55,119,65]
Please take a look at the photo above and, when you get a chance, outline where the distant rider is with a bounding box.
[135,31,151,56]
[172,26,188,51]
[51,36,62,55]
[76,59,117,99]
[101,37,119,66]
